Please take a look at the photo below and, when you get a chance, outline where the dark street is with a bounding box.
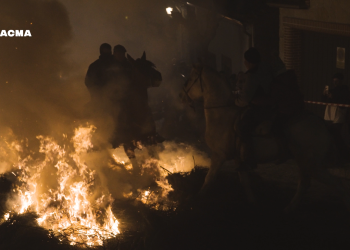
[1,0,350,249]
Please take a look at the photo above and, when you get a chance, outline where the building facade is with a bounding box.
[279,0,350,116]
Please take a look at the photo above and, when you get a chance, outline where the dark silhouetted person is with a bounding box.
[270,58,304,117]
[113,45,129,66]
[108,44,133,149]
[85,43,114,105]
[270,55,305,163]
[235,47,273,170]
[322,72,350,163]
[85,43,132,150]
[110,45,163,161]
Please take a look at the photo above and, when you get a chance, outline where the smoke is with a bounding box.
[0,0,87,141]
[60,0,176,75]
[100,141,211,199]
[0,127,22,174]
[60,0,195,140]
[0,0,210,207]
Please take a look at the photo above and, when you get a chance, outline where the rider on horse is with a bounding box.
[234,48,274,171]
[85,44,163,159]
[109,45,163,156]
[234,48,305,170]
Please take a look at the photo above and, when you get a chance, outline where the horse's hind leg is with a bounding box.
[284,164,311,213]
[311,167,350,211]
[199,154,225,196]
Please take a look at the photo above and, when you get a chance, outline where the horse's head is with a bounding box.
[127,52,162,87]
[180,63,204,108]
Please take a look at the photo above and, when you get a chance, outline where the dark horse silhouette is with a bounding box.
[115,52,162,170]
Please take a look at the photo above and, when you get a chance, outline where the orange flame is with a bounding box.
[4,125,119,246]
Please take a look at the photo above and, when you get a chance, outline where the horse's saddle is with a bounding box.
[233,107,276,137]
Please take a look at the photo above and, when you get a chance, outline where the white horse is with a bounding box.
[180,63,350,213]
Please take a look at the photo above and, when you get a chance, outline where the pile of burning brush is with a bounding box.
[0,124,209,248]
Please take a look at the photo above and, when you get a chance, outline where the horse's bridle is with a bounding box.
[182,68,203,109]
[182,67,235,110]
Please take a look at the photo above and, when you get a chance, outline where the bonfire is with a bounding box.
[0,124,203,247]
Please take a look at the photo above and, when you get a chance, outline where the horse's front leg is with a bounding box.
[199,154,225,196]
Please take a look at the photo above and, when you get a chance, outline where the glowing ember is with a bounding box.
[112,153,132,170]
[140,190,150,204]
[166,7,173,15]
[3,213,9,221]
